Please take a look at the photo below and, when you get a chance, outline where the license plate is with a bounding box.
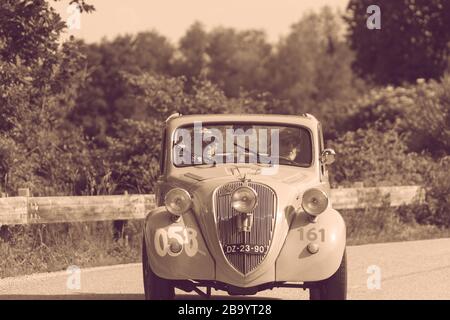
[223,244,269,255]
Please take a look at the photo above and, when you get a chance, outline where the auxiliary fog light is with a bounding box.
[307,243,320,254]
[169,240,183,254]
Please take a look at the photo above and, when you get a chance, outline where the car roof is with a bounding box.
[166,113,319,130]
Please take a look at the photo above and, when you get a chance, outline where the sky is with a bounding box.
[52,0,350,44]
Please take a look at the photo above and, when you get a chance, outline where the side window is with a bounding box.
[159,127,167,175]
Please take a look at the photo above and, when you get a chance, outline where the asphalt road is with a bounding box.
[1,238,449,300]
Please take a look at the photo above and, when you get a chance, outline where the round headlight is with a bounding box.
[302,188,328,216]
[231,186,257,213]
[164,188,192,216]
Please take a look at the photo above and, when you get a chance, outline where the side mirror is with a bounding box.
[320,148,336,165]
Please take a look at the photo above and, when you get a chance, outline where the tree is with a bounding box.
[125,73,229,121]
[346,0,450,85]
[173,22,209,82]
[104,119,162,194]
[0,0,94,195]
[206,27,272,97]
[269,7,360,117]
[69,32,175,143]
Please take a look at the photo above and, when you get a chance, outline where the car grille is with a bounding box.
[214,181,277,274]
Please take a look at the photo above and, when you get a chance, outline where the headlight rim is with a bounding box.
[231,186,258,213]
[301,188,329,216]
[164,187,192,216]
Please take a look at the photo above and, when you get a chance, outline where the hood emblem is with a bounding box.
[220,184,236,195]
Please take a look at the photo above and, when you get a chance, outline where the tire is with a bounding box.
[309,250,347,300]
[142,237,175,300]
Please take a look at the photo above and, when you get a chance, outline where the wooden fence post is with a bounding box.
[113,191,129,244]
[18,188,30,197]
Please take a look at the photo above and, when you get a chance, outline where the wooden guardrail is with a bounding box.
[0,186,425,226]
[330,185,425,210]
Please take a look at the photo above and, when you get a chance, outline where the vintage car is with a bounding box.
[142,113,346,300]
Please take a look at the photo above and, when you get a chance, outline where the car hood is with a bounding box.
[170,164,317,186]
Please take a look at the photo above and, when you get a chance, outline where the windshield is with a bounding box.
[172,122,312,168]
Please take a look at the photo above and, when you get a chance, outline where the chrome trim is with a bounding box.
[213,181,277,274]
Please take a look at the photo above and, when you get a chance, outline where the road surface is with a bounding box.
[1,238,449,299]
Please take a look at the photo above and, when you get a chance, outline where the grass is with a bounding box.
[0,221,143,279]
[1,208,449,278]
[343,206,450,245]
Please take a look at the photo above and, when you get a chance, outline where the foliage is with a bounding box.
[269,7,363,115]
[71,7,362,139]
[343,206,450,246]
[329,128,430,187]
[0,221,142,278]
[104,119,162,194]
[341,76,450,156]
[172,22,209,83]
[346,0,450,85]
[205,28,272,97]
[329,77,450,226]
[126,73,230,120]
[70,32,175,143]
[0,0,94,196]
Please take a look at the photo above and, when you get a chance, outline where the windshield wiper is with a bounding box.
[233,142,269,161]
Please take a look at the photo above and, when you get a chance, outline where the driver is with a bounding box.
[279,140,299,162]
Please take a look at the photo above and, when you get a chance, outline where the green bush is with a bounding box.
[340,76,450,155]
[329,128,430,187]
[330,76,450,227]
[104,119,162,194]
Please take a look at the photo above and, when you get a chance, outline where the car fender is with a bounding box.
[275,208,346,282]
[143,206,215,280]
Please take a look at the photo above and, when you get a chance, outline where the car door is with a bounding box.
[155,125,167,206]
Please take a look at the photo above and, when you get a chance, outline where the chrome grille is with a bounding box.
[214,182,276,274]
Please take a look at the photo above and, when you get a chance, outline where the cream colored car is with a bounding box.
[142,113,346,300]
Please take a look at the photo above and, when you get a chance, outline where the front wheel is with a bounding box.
[142,237,175,300]
[309,250,347,300]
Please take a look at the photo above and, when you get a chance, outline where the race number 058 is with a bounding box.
[154,226,198,257]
